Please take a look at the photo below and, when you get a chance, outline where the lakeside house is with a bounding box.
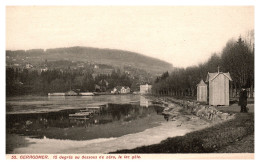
[206,71,232,106]
[111,86,120,94]
[111,86,131,94]
[121,86,131,93]
[140,84,152,94]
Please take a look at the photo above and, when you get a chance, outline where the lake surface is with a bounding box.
[6,94,147,114]
[6,95,166,145]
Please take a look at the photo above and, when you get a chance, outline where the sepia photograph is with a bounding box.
[4,5,255,159]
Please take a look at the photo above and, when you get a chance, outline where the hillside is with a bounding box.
[6,47,173,74]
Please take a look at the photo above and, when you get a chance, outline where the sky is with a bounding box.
[6,6,254,68]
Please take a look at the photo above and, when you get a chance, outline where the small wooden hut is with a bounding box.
[206,72,232,106]
[197,80,207,102]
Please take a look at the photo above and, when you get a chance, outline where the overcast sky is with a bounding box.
[6,6,254,67]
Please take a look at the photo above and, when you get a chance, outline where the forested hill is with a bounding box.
[6,47,173,73]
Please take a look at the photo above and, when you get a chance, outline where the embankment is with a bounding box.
[113,97,254,153]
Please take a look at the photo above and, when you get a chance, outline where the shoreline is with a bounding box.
[113,96,254,153]
[6,95,246,154]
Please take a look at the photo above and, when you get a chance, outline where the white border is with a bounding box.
[1,0,257,6]
[1,0,259,164]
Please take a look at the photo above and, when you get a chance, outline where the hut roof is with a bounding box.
[197,80,207,86]
[205,72,232,82]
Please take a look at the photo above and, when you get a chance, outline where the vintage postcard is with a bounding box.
[5,6,254,159]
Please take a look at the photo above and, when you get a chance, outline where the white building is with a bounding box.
[140,84,152,94]
[41,67,48,72]
[111,86,130,94]
[121,86,130,94]
[26,63,33,69]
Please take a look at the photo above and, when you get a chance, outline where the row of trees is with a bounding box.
[6,68,133,96]
[153,33,254,98]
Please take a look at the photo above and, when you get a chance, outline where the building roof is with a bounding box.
[197,79,207,86]
[205,72,232,82]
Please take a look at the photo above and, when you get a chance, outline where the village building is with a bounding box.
[111,87,119,94]
[206,71,232,106]
[77,63,85,68]
[197,80,207,102]
[121,86,131,93]
[40,67,48,72]
[111,86,131,94]
[26,63,33,69]
[140,84,152,94]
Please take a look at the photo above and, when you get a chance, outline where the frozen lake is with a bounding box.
[6,95,171,153]
[6,94,148,114]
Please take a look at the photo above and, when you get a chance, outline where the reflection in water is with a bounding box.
[6,103,165,140]
[6,95,141,114]
[140,96,151,107]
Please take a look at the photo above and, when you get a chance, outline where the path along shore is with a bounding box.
[114,96,254,153]
[151,96,235,123]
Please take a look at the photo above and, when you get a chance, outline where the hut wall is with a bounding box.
[197,86,207,102]
[209,74,229,106]
[224,77,230,105]
[209,80,213,105]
